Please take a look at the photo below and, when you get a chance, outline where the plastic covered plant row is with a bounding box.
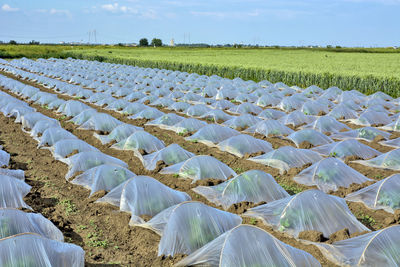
[97,176,191,224]
[294,158,371,192]
[193,170,289,210]
[160,155,237,182]
[139,201,242,256]
[244,189,369,238]
[176,225,321,267]
[249,146,323,173]
[346,174,400,213]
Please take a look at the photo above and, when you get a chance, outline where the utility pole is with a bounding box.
[88,31,91,44]
[94,30,97,43]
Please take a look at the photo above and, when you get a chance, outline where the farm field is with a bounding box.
[1,45,400,96]
[1,57,400,266]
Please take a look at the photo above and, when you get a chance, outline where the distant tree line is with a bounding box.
[139,38,162,47]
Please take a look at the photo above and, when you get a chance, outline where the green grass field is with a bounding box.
[1,45,399,96]
[75,47,400,79]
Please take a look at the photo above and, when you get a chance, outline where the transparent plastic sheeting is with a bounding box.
[314,225,400,267]
[352,149,400,171]
[111,131,165,156]
[160,155,237,182]
[93,123,142,145]
[346,174,400,213]
[176,225,321,267]
[62,151,128,180]
[20,112,49,130]
[168,118,207,135]
[0,169,24,180]
[0,175,32,209]
[0,150,10,167]
[139,201,242,256]
[71,164,136,196]
[287,129,333,148]
[380,137,400,148]
[294,158,371,192]
[311,139,381,159]
[249,146,323,173]
[29,119,60,137]
[278,111,316,127]
[185,124,240,146]
[331,127,391,142]
[0,209,63,241]
[244,189,369,238]
[217,134,273,157]
[78,113,122,132]
[301,116,350,133]
[37,127,77,147]
[97,176,191,224]
[49,139,99,160]
[193,170,289,210]
[56,100,90,117]
[140,144,195,171]
[245,120,294,137]
[145,113,184,129]
[0,233,84,267]
[68,109,98,125]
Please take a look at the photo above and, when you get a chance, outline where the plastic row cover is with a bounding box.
[0,233,84,267]
[294,158,371,192]
[249,146,323,173]
[160,155,237,182]
[0,209,63,241]
[218,134,273,157]
[0,149,10,167]
[244,189,369,238]
[139,201,242,256]
[0,175,31,209]
[176,225,321,267]
[346,174,400,213]
[314,225,400,266]
[193,170,289,210]
[140,144,195,170]
[98,176,191,224]
[71,164,136,196]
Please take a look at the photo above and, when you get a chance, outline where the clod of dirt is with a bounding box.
[194,178,225,187]
[328,228,350,243]
[243,151,264,159]
[153,160,167,173]
[87,190,107,203]
[373,135,385,142]
[298,141,314,149]
[394,210,400,222]
[384,216,396,225]
[344,155,363,164]
[350,230,370,238]
[298,230,325,242]
[227,201,266,214]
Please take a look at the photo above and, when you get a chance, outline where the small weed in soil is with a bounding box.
[233,167,244,173]
[59,199,77,215]
[249,218,258,225]
[357,213,376,228]
[279,182,303,195]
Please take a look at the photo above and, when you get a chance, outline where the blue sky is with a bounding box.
[0,0,399,46]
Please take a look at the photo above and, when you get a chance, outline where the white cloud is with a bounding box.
[49,8,70,16]
[101,3,138,14]
[1,4,19,12]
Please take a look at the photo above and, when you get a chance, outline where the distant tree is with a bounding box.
[151,38,162,47]
[9,40,17,45]
[139,38,149,46]
[335,45,342,49]
[117,43,124,46]
[326,45,333,48]
[29,40,40,45]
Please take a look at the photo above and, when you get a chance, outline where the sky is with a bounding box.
[0,0,399,46]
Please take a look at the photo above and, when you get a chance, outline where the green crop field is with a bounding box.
[74,47,400,79]
[1,45,400,96]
